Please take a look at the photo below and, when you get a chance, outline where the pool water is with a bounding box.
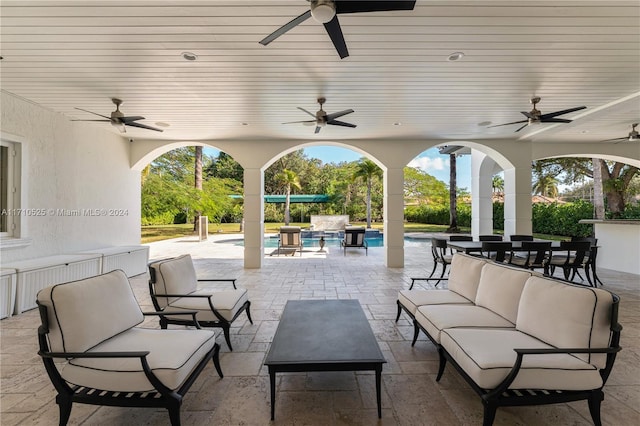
[223,236,430,248]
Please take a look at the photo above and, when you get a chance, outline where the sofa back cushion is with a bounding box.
[475,263,532,323]
[516,276,614,368]
[148,254,198,307]
[37,270,143,353]
[447,253,487,302]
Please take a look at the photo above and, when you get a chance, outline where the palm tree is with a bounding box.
[352,158,383,228]
[194,146,203,232]
[532,174,559,198]
[447,153,459,232]
[492,175,504,195]
[275,169,301,225]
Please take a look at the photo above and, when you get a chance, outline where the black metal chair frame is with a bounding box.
[479,235,503,241]
[448,235,473,254]
[341,228,368,256]
[509,234,534,241]
[549,241,592,284]
[509,241,552,274]
[410,238,452,285]
[37,304,223,426]
[480,241,513,263]
[571,236,604,287]
[148,267,253,351]
[416,292,622,426]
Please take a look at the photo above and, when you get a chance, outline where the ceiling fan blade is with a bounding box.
[297,107,317,118]
[541,118,572,123]
[327,119,356,128]
[72,119,111,122]
[488,120,528,128]
[323,16,349,59]
[514,123,530,132]
[601,137,627,142]
[120,116,146,124]
[259,10,311,45]
[74,107,111,120]
[540,106,586,119]
[326,109,354,121]
[314,126,322,134]
[283,119,316,124]
[125,121,164,132]
[335,0,416,14]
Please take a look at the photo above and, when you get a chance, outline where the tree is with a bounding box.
[194,146,203,232]
[274,169,301,225]
[447,154,459,232]
[532,174,559,198]
[206,152,244,182]
[352,158,383,228]
[592,158,605,219]
[492,175,504,195]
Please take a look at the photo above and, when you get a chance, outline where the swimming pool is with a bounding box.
[219,236,431,248]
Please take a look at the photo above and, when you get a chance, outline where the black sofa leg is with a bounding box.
[411,320,420,346]
[212,343,224,378]
[222,325,233,351]
[482,402,498,426]
[245,303,253,324]
[167,400,181,426]
[436,347,447,381]
[56,394,72,426]
[588,390,604,426]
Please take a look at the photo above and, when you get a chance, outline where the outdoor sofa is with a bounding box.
[397,253,622,426]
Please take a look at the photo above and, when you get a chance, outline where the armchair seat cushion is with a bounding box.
[415,305,514,344]
[62,328,217,392]
[440,328,603,391]
[398,289,471,316]
[168,288,249,322]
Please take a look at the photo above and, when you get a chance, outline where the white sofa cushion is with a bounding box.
[166,288,249,322]
[475,263,532,323]
[62,328,217,392]
[398,289,472,316]
[37,270,143,353]
[441,328,603,391]
[149,254,198,306]
[447,253,487,303]
[516,276,614,368]
[415,305,514,344]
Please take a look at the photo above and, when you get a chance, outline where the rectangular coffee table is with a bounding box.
[264,299,386,420]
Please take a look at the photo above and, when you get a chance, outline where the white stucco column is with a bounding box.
[384,167,404,267]
[503,163,532,237]
[471,151,495,239]
[243,168,264,268]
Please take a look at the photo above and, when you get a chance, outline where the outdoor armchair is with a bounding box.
[36,269,222,426]
[341,226,368,256]
[277,226,303,256]
[481,241,513,263]
[148,254,252,351]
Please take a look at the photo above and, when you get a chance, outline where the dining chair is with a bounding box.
[509,234,534,241]
[479,235,503,241]
[508,241,551,274]
[448,235,473,254]
[480,241,512,263]
[571,236,603,286]
[547,241,592,283]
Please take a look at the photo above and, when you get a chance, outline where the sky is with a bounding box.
[203,146,472,190]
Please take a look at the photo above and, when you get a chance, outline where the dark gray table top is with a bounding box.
[264,300,385,366]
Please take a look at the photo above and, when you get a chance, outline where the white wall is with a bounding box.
[0,91,141,263]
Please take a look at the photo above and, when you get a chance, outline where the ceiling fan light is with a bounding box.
[311,0,336,23]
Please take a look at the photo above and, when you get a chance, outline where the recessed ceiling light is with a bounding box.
[155,122,170,128]
[181,52,197,61]
[241,122,249,126]
[581,130,590,134]
[447,52,465,61]
[393,122,402,126]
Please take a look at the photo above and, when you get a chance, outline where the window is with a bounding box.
[1,138,29,248]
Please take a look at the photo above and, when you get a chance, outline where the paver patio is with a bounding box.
[1,234,639,425]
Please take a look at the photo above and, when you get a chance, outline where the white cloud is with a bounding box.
[408,156,447,171]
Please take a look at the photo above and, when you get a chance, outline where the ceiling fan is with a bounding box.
[283,97,356,134]
[73,98,163,133]
[259,0,417,59]
[601,123,639,143]
[489,97,587,132]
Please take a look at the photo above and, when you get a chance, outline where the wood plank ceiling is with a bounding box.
[1,0,639,145]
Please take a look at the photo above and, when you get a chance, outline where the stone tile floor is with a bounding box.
[1,234,639,425]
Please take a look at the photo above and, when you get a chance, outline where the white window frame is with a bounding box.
[1,134,31,250]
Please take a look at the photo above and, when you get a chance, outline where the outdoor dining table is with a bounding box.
[446,240,562,254]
